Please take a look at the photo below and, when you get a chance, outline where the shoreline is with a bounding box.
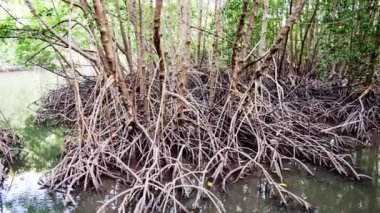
[0,66,23,73]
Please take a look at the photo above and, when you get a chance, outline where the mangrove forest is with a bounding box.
[0,0,379,212]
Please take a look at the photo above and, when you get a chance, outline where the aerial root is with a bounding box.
[36,73,379,212]
[293,83,380,140]
[0,128,21,185]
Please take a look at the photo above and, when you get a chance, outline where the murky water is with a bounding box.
[1,70,380,213]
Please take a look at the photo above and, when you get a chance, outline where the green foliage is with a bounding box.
[15,38,57,70]
[216,0,284,63]
[0,19,16,40]
[316,0,379,80]
[0,0,378,83]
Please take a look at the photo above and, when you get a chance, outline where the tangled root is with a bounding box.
[36,72,376,212]
[0,128,21,185]
[0,128,21,163]
[294,82,380,140]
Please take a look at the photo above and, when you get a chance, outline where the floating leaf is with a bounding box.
[207,181,214,187]
[277,182,287,187]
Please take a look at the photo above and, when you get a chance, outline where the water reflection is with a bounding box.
[0,116,66,213]
[1,171,65,213]
[13,117,64,172]
[0,69,66,212]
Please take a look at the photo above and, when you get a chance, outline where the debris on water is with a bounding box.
[242,184,248,193]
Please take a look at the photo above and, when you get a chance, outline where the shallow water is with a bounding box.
[207,135,380,213]
[1,70,380,213]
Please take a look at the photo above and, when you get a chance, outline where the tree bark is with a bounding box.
[196,0,204,66]
[279,0,293,75]
[179,0,192,117]
[209,0,222,105]
[116,0,134,73]
[259,0,269,56]
[136,0,150,122]
[235,0,260,81]
[92,0,134,119]
[242,0,259,59]
[153,0,165,93]
[231,0,250,92]
[296,0,319,76]
[253,0,306,81]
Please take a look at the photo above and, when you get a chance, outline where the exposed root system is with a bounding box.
[294,83,380,140]
[35,71,379,212]
[0,128,21,185]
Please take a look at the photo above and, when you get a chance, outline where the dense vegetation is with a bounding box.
[0,0,379,212]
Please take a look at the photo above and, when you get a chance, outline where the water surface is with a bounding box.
[0,69,62,127]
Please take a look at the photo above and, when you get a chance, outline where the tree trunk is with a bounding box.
[259,0,269,56]
[93,0,134,119]
[237,0,259,80]
[136,0,150,123]
[253,0,306,81]
[179,0,192,117]
[242,0,259,60]
[297,0,319,76]
[116,0,134,73]
[196,0,203,66]
[153,0,165,93]
[365,9,380,86]
[231,0,250,92]
[209,0,222,105]
[279,0,293,75]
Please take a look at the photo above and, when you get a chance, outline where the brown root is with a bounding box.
[0,128,21,185]
[293,82,380,140]
[33,70,379,212]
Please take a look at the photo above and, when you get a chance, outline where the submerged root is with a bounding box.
[36,72,378,212]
